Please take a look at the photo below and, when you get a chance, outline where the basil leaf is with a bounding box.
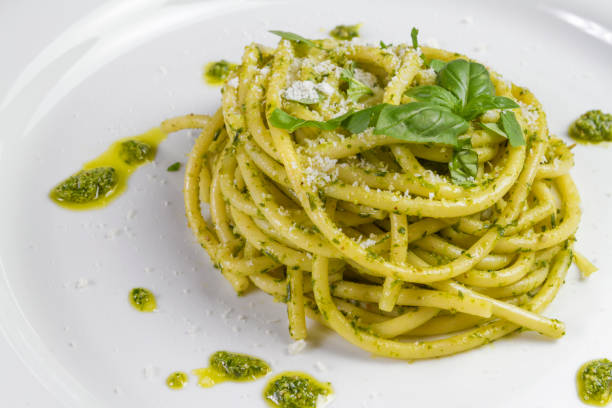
[404,85,459,111]
[379,40,392,49]
[438,59,495,109]
[449,138,478,186]
[374,102,469,146]
[427,58,446,73]
[411,27,419,49]
[479,121,508,138]
[462,94,519,120]
[268,108,351,132]
[269,30,320,49]
[268,105,384,134]
[167,162,181,172]
[500,110,525,146]
[341,64,374,102]
[343,104,387,134]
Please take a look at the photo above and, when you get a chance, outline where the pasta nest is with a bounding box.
[174,37,580,359]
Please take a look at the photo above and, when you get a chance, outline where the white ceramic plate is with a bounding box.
[1,0,611,407]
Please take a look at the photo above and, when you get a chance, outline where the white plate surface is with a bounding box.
[1,0,611,407]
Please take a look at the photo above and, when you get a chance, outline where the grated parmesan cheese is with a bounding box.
[284,80,320,104]
[287,339,307,355]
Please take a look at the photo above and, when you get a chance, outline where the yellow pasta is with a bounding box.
[174,33,585,359]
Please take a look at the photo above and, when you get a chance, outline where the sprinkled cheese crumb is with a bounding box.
[314,361,328,372]
[74,278,92,289]
[518,101,539,129]
[316,82,335,96]
[360,238,377,248]
[284,80,320,104]
[287,339,307,355]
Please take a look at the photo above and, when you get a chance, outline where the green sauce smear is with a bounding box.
[577,359,612,406]
[569,110,612,144]
[204,60,237,86]
[119,140,153,164]
[51,167,118,204]
[264,372,333,408]
[329,24,361,41]
[49,127,168,210]
[193,351,270,388]
[166,371,188,390]
[129,287,156,312]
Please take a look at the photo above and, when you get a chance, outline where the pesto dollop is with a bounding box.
[119,140,153,164]
[129,287,156,312]
[52,167,118,203]
[193,351,270,388]
[329,24,360,41]
[49,127,168,210]
[166,371,188,390]
[569,110,612,143]
[578,359,612,406]
[204,60,236,85]
[210,351,270,381]
[264,372,332,408]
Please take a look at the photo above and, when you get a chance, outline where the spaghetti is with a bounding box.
[173,34,581,359]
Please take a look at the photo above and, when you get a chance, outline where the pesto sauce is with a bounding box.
[329,24,361,41]
[49,127,168,210]
[204,60,237,86]
[193,351,270,388]
[263,372,333,408]
[569,110,612,144]
[166,371,188,390]
[129,287,156,312]
[577,359,612,406]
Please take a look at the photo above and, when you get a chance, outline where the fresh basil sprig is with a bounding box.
[480,111,525,146]
[406,58,525,145]
[341,63,374,102]
[268,104,385,134]
[269,102,468,146]
[426,59,446,73]
[462,94,519,121]
[374,103,468,146]
[449,138,478,186]
[404,85,459,112]
[437,59,495,110]
[411,27,419,49]
[269,30,321,49]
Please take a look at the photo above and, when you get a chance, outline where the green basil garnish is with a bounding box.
[461,94,519,120]
[411,27,419,49]
[404,85,459,112]
[374,102,468,146]
[437,59,495,110]
[500,110,525,146]
[449,138,478,186]
[480,111,525,147]
[427,59,446,73]
[269,30,321,49]
[341,63,374,102]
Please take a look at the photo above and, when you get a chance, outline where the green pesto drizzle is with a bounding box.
[129,287,156,312]
[263,372,333,408]
[49,127,167,210]
[329,24,361,41]
[193,351,270,388]
[577,359,612,406]
[569,110,612,144]
[204,60,237,86]
[166,371,188,390]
